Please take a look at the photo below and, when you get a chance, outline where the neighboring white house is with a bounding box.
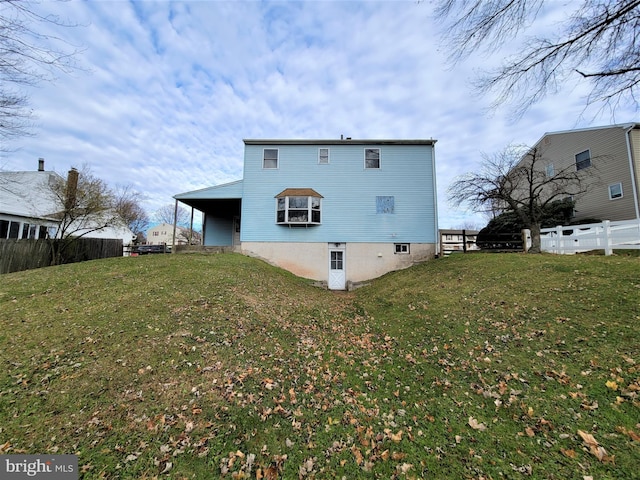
[146,222,190,246]
[0,160,135,246]
[439,229,479,256]
[175,138,439,289]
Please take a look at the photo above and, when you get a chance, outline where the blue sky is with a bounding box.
[2,1,637,229]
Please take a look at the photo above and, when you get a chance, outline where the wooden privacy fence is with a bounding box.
[0,238,124,274]
[526,219,640,255]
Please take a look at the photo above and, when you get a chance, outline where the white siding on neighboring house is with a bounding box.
[147,223,189,245]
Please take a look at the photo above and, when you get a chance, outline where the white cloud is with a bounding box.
[3,0,637,229]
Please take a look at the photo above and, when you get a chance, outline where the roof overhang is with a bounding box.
[243,139,436,146]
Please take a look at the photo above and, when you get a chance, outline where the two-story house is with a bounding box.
[147,223,190,247]
[175,138,439,289]
[528,123,640,222]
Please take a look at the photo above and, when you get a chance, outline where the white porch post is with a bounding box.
[172,199,178,254]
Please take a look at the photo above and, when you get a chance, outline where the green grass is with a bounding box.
[0,253,638,479]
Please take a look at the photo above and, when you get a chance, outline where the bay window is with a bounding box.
[275,188,323,225]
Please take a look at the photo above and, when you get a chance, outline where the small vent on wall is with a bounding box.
[544,138,551,145]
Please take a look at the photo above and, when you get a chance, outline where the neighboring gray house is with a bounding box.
[0,160,135,245]
[175,138,439,289]
[529,123,640,222]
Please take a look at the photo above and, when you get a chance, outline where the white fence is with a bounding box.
[530,219,640,255]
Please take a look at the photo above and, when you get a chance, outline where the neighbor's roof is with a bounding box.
[0,170,64,219]
[243,138,436,145]
[533,122,640,147]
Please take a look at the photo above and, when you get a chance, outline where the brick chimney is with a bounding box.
[65,168,79,210]
[38,158,45,171]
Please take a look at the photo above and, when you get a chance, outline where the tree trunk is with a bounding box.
[528,223,542,253]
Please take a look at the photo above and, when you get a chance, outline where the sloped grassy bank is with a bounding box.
[0,253,638,479]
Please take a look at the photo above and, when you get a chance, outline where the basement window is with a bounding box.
[395,243,410,254]
[276,188,323,225]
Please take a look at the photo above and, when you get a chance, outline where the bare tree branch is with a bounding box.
[0,0,83,146]
[435,0,640,117]
[448,144,597,252]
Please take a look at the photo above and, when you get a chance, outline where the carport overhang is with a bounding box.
[173,180,244,247]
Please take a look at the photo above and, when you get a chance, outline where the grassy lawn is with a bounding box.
[0,253,638,479]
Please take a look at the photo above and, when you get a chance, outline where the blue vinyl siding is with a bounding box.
[241,143,437,243]
[204,215,233,245]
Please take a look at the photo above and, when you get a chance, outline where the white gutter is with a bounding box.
[624,125,640,220]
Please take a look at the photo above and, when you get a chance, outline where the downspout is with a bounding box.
[624,126,640,220]
[431,141,439,257]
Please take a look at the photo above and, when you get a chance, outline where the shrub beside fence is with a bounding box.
[0,238,123,274]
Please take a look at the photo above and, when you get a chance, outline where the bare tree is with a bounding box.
[48,166,116,263]
[448,144,594,253]
[434,0,640,117]
[1,0,82,146]
[47,166,146,264]
[112,184,149,238]
[154,204,191,228]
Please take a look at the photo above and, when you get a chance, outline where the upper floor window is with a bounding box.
[318,148,329,164]
[276,188,322,225]
[263,148,279,169]
[365,148,380,169]
[609,182,623,200]
[575,150,591,171]
[545,164,555,177]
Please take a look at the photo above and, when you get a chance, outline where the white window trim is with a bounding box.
[276,196,322,225]
[318,148,330,164]
[263,148,279,169]
[364,148,381,169]
[609,182,623,200]
[575,149,591,171]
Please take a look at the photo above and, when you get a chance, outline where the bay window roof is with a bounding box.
[275,188,323,198]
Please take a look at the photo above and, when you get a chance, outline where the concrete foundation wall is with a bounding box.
[241,242,436,283]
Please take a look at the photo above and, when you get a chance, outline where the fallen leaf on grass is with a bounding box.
[0,441,10,454]
[606,380,618,390]
[580,400,598,411]
[616,426,640,442]
[577,430,614,463]
[468,417,487,431]
[351,445,364,465]
[561,448,576,458]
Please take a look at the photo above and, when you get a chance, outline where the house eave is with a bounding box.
[243,138,437,146]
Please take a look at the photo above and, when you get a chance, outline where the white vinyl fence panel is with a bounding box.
[533,219,640,255]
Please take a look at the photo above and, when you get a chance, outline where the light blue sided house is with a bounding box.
[174,139,438,290]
